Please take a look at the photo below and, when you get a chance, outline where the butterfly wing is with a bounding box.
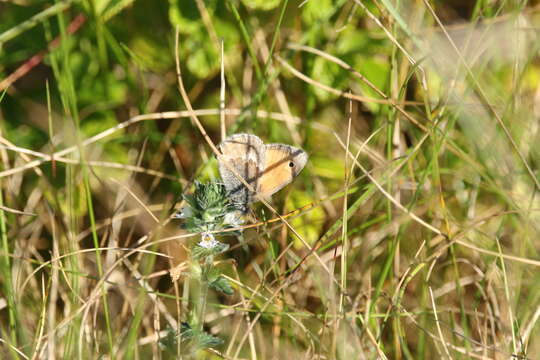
[218,134,266,207]
[258,144,308,199]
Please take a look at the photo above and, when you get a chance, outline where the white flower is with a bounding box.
[198,233,220,249]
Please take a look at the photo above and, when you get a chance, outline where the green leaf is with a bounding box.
[168,0,202,33]
[129,35,172,72]
[178,181,244,233]
[301,0,335,25]
[197,330,224,348]
[169,0,220,78]
[95,0,135,21]
[286,191,325,248]
[186,42,218,79]
[310,155,345,180]
[209,275,234,295]
[241,0,280,11]
[192,240,229,260]
[159,323,224,355]
[309,55,347,102]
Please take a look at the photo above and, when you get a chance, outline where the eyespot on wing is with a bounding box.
[258,144,308,198]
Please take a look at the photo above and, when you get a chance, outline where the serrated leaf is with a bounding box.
[159,323,223,354]
[198,331,224,348]
[178,181,244,233]
[192,241,229,260]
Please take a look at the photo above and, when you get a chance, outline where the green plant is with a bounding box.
[163,181,240,356]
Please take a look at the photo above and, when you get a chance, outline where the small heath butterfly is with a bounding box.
[218,134,308,211]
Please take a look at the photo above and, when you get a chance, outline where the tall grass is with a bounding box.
[1,0,540,359]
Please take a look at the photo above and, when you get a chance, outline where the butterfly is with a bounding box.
[218,133,308,212]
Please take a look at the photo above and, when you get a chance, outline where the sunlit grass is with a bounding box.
[1,0,540,359]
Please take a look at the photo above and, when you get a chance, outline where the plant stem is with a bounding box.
[198,278,209,333]
[197,256,213,332]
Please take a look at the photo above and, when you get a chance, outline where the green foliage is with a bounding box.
[179,181,243,233]
[168,0,240,78]
[209,275,234,295]
[3,0,540,359]
[160,323,224,356]
[191,237,230,259]
[241,0,280,11]
[174,181,238,353]
[301,0,336,25]
[286,191,324,248]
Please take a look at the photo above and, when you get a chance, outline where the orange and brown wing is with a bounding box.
[258,144,308,199]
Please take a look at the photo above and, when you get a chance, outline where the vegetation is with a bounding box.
[1,0,540,358]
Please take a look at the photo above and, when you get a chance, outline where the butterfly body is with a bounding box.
[218,134,308,211]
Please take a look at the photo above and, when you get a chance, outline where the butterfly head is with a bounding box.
[283,146,308,177]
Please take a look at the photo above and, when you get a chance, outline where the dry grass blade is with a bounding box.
[423,0,540,192]
[334,132,443,236]
[3,2,540,358]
